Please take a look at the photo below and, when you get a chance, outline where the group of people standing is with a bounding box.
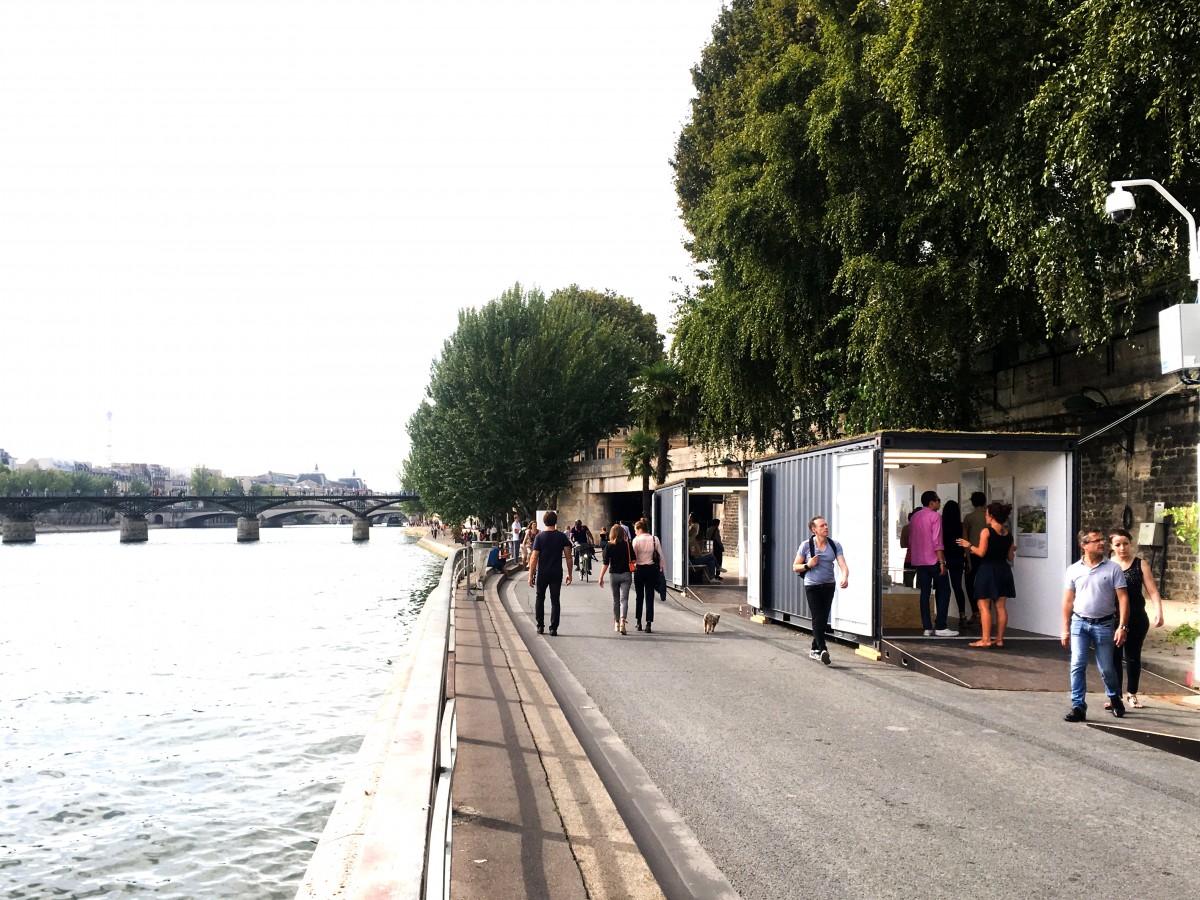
[900,489,1017,644]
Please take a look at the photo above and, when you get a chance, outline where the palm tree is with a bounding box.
[633,360,691,486]
[621,428,658,520]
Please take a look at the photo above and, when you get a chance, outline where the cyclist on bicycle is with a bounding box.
[568,520,594,573]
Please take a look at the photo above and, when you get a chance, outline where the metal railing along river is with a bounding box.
[295,549,462,900]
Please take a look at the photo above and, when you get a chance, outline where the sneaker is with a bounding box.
[923,629,935,637]
[1110,698,1126,718]
[549,629,558,637]
[820,649,831,666]
[645,623,652,633]
[809,649,822,660]
[934,628,959,637]
[1063,706,1086,722]
[537,625,544,635]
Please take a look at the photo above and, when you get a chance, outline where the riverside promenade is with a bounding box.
[426,535,1200,899]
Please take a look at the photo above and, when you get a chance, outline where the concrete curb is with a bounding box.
[486,573,666,900]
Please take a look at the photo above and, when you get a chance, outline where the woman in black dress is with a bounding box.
[1109,527,1165,708]
[956,502,1015,647]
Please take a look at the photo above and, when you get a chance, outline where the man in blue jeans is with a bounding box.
[908,491,957,636]
[1061,528,1129,721]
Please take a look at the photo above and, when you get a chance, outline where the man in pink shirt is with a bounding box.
[909,490,958,637]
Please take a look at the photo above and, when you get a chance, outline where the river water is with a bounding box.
[0,525,442,899]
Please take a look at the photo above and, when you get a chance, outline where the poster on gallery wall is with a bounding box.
[961,468,986,504]
[1018,485,1049,557]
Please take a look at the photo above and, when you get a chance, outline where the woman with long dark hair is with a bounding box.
[942,500,971,627]
[1109,527,1165,708]
[957,502,1015,647]
[598,524,633,634]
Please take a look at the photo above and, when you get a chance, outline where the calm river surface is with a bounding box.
[0,525,442,899]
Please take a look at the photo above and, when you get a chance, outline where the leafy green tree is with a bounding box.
[672,0,1200,452]
[191,466,219,495]
[621,428,659,520]
[129,479,151,495]
[550,285,665,370]
[404,283,662,525]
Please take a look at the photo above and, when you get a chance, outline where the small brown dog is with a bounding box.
[703,612,721,634]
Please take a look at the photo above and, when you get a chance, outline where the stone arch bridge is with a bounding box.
[0,493,418,544]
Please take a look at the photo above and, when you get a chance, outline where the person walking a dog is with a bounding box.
[792,516,848,665]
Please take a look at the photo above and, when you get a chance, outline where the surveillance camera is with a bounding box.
[1105,187,1136,224]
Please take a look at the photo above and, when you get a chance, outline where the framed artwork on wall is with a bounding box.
[988,475,1014,506]
[1018,485,1049,557]
[891,483,914,540]
[961,468,986,502]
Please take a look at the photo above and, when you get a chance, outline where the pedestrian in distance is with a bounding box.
[909,491,957,636]
[706,518,725,581]
[527,511,573,636]
[631,518,666,633]
[941,499,969,627]
[1061,529,1129,722]
[792,516,849,665]
[520,522,538,568]
[957,501,1015,648]
[961,491,987,619]
[1108,527,1165,709]
[509,513,522,561]
[598,524,633,634]
[686,512,718,582]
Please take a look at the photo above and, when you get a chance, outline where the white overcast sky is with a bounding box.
[0,1,726,489]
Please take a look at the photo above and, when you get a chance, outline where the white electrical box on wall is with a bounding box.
[1159,304,1200,373]
[1137,522,1163,545]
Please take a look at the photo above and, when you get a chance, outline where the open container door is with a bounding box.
[830,448,876,636]
[746,467,763,609]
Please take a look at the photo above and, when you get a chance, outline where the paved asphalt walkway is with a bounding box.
[448,554,1200,900]
[422,527,1200,898]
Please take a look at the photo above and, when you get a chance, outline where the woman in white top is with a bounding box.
[631,518,666,633]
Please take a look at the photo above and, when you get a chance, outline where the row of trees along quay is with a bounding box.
[403,2,1200,523]
[401,284,688,526]
[1,466,317,497]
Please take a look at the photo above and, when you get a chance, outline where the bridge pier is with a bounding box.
[237,517,261,543]
[352,517,370,542]
[120,515,149,543]
[2,519,36,544]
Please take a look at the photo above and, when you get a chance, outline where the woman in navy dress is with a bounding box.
[956,502,1015,647]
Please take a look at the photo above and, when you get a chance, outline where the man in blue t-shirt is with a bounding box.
[528,511,573,636]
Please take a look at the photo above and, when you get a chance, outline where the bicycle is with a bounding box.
[575,544,594,582]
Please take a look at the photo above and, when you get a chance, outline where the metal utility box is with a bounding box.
[1137,522,1164,546]
[1159,303,1200,373]
[746,432,1079,648]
